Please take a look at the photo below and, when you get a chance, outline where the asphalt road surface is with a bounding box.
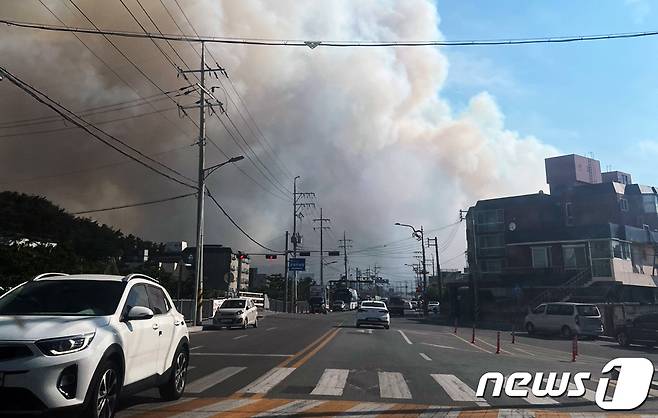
[114,312,658,417]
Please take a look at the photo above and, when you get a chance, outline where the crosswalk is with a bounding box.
[179,365,608,408]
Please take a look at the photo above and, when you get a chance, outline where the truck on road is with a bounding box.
[308,284,329,314]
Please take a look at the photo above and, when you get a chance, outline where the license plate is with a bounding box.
[222,319,233,323]
[368,318,379,322]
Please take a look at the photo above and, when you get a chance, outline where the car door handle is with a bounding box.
[152,323,159,330]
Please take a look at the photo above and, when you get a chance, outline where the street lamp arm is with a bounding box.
[204,155,244,178]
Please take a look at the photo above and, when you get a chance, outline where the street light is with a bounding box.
[395,222,428,315]
[204,155,244,178]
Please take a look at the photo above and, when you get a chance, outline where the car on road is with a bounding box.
[331,300,346,311]
[355,301,390,329]
[0,272,189,418]
[387,296,413,316]
[428,301,440,314]
[616,312,658,348]
[411,300,419,310]
[213,298,259,329]
[524,302,603,338]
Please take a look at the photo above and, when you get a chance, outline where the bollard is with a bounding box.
[454,318,458,334]
[571,335,578,362]
[471,324,476,344]
[511,329,516,344]
[496,331,501,354]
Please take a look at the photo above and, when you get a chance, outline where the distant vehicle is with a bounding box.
[213,298,259,329]
[0,273,189,417]
[524,302,603,338]
[356,300,390,329]
[616,313,658,347]
[411,300,419,310]
[387,296,412,316]
[333,288,359,310]
[428,301,440,314]
[331,300,346,311]
[308,285,328,314]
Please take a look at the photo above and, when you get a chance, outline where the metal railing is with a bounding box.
[527,268,592,308]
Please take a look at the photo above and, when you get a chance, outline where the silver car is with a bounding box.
[524,302,603,338]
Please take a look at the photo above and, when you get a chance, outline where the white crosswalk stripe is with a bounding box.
[431,374,489,407]
[254,399,325,416]
[311,368,350,396]
[379,371,412,399]
[170,398,257,418]
[340,402,394,417]
[238,367,296,394]
[186,366,246,394]
[505,375,558,405]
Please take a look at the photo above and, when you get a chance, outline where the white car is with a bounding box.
[355,301,390,329]
[0,273,190,417]
[428,301,440,314]
[213,298,259,329]
[524,302,603,338]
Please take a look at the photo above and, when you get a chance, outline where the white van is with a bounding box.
[524,302,603,338]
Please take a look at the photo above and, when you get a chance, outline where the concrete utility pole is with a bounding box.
[292,177,315,312]
[427,237,442,300]
[338,232,352,284]
[313,208,331,287]
[395,222,427,314]
[284,231,289,312]
[460,209,478,323]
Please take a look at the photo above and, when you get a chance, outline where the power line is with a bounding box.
[5,18,658,47]
[73,192,195,214]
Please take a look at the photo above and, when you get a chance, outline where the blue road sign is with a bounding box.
[288,258,306,271]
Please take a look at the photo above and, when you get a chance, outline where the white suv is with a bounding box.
[0,273,190,417]
[213,298,259,329]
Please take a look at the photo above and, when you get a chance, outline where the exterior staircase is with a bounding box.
[527,268,592,308]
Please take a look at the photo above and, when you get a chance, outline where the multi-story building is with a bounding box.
[182,245,250,296]
[466,154,658,307]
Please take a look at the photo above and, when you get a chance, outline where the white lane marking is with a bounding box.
[266,327,277,331]
[497,409,536,418]
[186,366,246,394]
[190,346,204,351]
[421,342,462,351]
[398,329,413,345]
[340,402,393,418]
[254,399,325,417]
[117,397,196,416]
[233,335,248,340]
[505,375,558,405]
[419,406,461,418]
[191,352,292,357]
[476,338,512,355]
[509,345,537,357]
[170,398,256,418]
[311,368,350,396]
[378,371,412,399]
[187,366,196,371]
[238,367,296,394]
[559,379,596,402]
[431,374,489,407]
[419,353,432,361]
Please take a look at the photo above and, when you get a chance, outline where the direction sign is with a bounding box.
[288,258,306,271]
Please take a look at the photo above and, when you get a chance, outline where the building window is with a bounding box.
[592,259,612,277]
[531,247,550,268]
[563,245,587,269]
[643,195,658,214]
[591,240,612,259]
[565,202,574,226]
[620,198,629,212]
[477,234,504,248]
[476,209,504,225]
[481,259,503,273]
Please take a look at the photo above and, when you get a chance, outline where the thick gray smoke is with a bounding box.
[0,0,557,280]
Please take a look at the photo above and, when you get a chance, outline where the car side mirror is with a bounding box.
[125,306,154,321]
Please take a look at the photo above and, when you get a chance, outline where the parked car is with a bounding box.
[213,298,259,329]
[428,301,440,314]
[411,300,419,310]
[332,300,346,311]
[387,297,412,316]
[616,313,658,348]
[524,302,603,338]
[0,273,189,417]
[356,301,390,329]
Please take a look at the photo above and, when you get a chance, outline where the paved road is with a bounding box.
[115,312,658,417]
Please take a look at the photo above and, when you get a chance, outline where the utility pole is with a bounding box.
[460,209,478,323]
[292,177,315,312]
[176,42,225,326]
[427,237,442,300]
[284,231,289,312]
[313,208,331,287]
[338,232,352,284]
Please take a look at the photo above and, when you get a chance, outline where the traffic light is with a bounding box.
[327,251,340,256]
[265,254,278,260]
[238,253,248,260]
[299,251,311,257]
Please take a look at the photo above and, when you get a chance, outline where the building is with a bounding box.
[466,153,658,309]
[181,245,250,297]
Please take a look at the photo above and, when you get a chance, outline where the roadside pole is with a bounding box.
[284,231,289,313]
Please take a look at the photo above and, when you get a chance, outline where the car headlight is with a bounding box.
[235,310,243,316]
[36,332,95,356]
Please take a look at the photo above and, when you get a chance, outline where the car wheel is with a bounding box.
[356,322,361,328]
[617,331,630,347]
[525,322,535,336]
[82,359,120,418]
[159,345,189,401]
[384,325,390,330]
[253,317,258,328]
[561,325,573,339]
[242,319,248,329]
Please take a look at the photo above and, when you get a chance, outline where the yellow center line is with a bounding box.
[291,326,342,368]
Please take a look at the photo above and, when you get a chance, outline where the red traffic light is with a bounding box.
[238,254,248,260]
[265,254,278,260]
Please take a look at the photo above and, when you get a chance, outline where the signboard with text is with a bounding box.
[288,258,306,271]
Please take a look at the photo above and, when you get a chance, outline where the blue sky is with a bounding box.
[437,0,658,185]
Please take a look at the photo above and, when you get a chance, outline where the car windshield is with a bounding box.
[0,280,125,316]
[221,300,246,309]
[577,305,600,316]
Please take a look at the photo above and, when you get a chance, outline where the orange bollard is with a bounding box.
[512,329,516,344]
[571,335,578,362]
[496,331,501,354]
[454,318,458,334]
[471,324,476,344]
